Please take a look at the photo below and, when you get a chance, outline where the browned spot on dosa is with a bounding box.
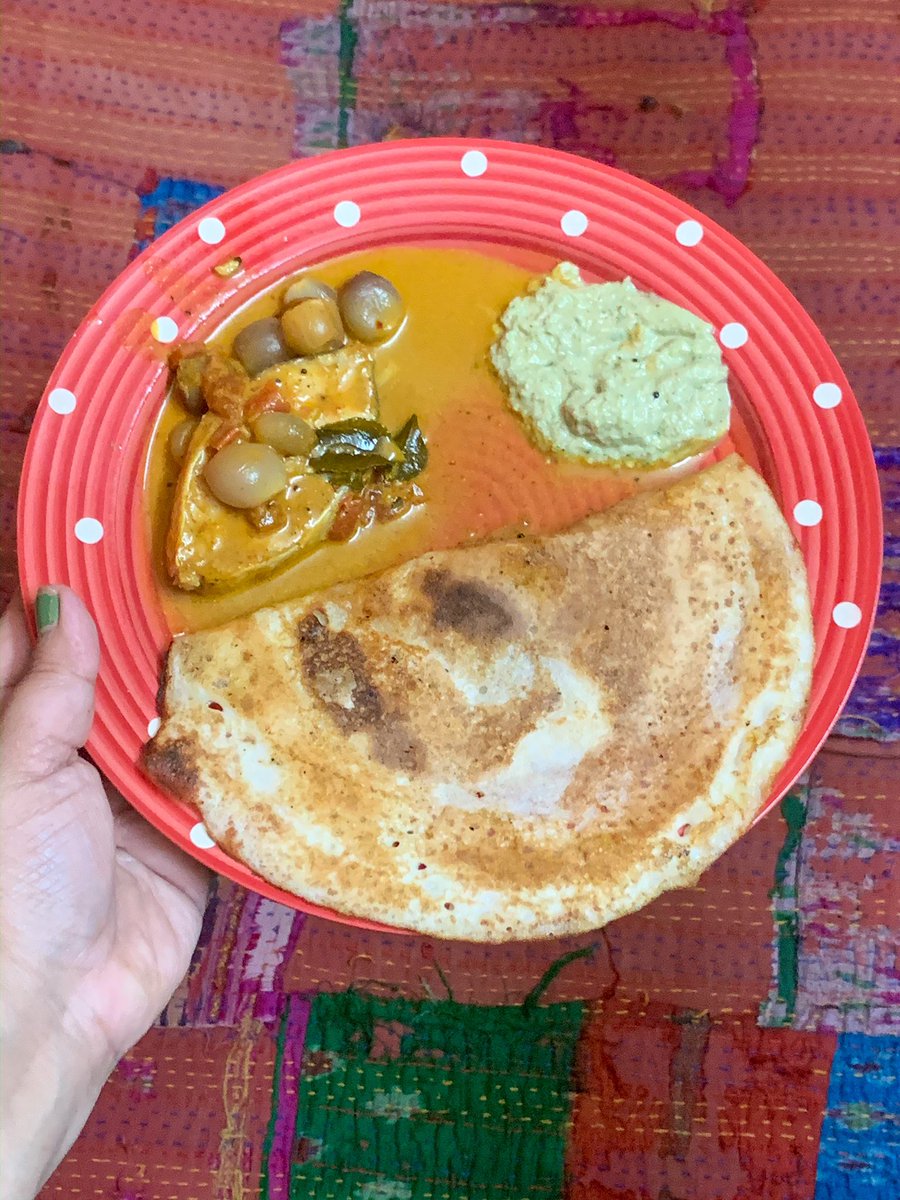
[142,735,199,802]
[421,569,516,641]
[297,614,425,772]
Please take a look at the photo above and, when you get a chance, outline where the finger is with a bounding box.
[113,800,211,913]
[0,586,100,787]
[103,775,210,911]
[0,591,32,709]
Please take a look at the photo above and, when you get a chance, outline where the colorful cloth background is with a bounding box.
[3,1,898,1196]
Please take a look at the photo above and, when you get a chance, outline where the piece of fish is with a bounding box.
[167,346,378,590]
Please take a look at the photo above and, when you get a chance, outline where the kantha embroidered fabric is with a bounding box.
[2,1,897,1196]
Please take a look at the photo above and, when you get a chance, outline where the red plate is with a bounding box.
[17,140,882,932]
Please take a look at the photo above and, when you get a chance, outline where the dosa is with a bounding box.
[145,456,813,940]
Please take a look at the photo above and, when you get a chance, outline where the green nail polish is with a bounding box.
[35,588,60,635]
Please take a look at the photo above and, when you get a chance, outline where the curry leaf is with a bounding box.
[311,417,390,459]
[390,415,428,481]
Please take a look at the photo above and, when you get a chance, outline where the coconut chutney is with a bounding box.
[491,263,731,467]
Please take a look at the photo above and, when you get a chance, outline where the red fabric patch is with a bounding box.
[38,1024,276,1199]
[566,1003,836,1200]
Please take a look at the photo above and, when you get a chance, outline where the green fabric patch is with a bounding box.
[283,989,585,1199]
[760,782,809,1027]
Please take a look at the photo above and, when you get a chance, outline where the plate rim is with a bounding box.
[17,137,883,934]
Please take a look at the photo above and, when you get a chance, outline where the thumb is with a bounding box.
[0,586,100,786]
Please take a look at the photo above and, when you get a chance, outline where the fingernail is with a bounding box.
[35,587,60,635]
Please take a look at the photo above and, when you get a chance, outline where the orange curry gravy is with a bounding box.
[145,245,701,632]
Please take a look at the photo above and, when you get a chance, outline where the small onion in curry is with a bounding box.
[250,412,318,456]
[280,298,345,357]
[204,441,288,508]
[282,276,337,308]
[232,317,290,376]
[168,418,197,464]
[338,271,406,343]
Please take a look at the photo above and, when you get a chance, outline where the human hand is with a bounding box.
[0,586,209,1200]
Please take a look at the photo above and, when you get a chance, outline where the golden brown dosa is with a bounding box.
[145,456,813,941]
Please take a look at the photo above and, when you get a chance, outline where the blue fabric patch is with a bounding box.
[815,1033,900,1200]
[134,176,225,253]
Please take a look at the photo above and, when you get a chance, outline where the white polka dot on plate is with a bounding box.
[147,716,162,737]
[197,216,226,245]
[74,517,104,544]
[719,322,748,349]
[675,219,704,247]
[560,209,589,237]
[460,149,488,177]
[190,822,217,850]
[813,382,842,409]
[832,601,862,629]
[48,387,77,414]
[151,316,178,344]
[793,499,823,527]
[333,200,361,228]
